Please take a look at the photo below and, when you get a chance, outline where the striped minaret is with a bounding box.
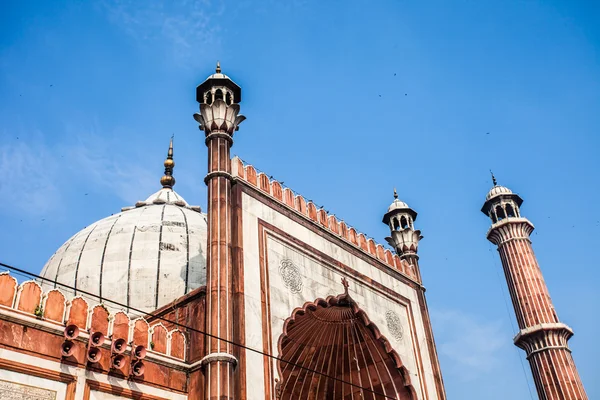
[482,174,587,400]
[194,62,245,400]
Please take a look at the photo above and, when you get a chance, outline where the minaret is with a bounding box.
[193,62,245,400]
[383,189,447,399]
[383,189,423,280]
[482,174,587,400]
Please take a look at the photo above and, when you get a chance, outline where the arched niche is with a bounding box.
[276,294,417,400]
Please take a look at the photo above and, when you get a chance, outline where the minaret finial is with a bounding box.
[216,60,221,74]
[160,136,176,188]
[393,188,398,199]
[490,170,497,186]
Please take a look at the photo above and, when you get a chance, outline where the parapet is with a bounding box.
[0,272,186,361]
[231,157,419,282]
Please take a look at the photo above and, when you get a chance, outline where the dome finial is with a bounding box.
[160,135,176,188]
[393,188,398,199]
[216,60,221,74]
[490,170,497,186]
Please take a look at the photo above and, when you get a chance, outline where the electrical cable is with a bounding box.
[0,261,400,399]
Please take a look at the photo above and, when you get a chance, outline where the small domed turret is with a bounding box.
[481,172,523,224]
[383,189,422,258]
[383,189,417,231]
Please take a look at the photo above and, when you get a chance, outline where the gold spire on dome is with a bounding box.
[490,170,497,186]
[160,136,176,188]
[216,60,221,74]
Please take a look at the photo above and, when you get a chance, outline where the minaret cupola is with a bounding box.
[383,189,422,259]
[480,172,523,224]
[195,61,242,107]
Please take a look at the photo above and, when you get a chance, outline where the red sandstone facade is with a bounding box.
[483,181,587,400]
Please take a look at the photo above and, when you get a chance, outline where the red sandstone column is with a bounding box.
[483,183,587,400]
[194,63,245,400]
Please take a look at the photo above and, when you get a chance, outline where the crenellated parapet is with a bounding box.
[0,272,187,361]
[231,157,419,282]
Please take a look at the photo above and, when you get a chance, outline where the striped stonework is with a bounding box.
[195,67,246,400]
[485,202,588,399]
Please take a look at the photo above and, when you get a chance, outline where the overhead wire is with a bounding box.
[0,261,400,400]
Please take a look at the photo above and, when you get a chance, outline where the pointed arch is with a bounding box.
[66,296,89,330]
[496,205,506,220]
[42,289,67,323]
[149,323,168,354]
[112,311,131,342]
[400,216,409,229]
[505,203,516,218]
[89,304,110,335]
[131,317,150,347]
[15,281,42,314]
[0,272,18,307]
[168,329,186,360]
[276,294,417,400]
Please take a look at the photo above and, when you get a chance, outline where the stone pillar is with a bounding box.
[488,219,587,400]
[194,64,245,400]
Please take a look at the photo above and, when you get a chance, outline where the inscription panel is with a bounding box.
[0,379,57,400]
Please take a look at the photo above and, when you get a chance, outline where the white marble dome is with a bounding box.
[486,185,513,201]
[40,187,207,313]
[387,198,410,212]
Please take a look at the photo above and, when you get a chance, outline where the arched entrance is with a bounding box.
[276,287,417,400]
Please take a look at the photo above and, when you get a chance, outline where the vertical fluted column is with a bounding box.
[195,96,245,400]
[488,219,587,400]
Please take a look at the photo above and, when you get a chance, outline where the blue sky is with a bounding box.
[1,1,599,398]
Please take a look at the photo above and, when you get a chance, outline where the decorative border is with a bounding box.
[83,379,167,400]
[0,358,77,400]
[256,218,431,400]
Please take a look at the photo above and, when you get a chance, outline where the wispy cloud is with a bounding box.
[0,127,159,218]
[431,308,508,381]
[0,133,61,216]
[64,133,157,205]
[100,0,225,66]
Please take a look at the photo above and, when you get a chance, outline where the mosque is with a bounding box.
[0,64,587,400]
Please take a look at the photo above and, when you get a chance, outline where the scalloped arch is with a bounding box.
[276,294,417,400]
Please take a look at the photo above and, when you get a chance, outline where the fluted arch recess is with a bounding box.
[276,295,417,400]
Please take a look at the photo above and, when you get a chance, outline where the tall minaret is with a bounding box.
[193,62,245,400]
[383,189,447,400]
[482,174,587,400]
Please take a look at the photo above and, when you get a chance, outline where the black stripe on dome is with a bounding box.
[155,205,167,309]
[98,214,122,302]
[178,206,191,293]
[52,237,74,289]
[73,224,98,296]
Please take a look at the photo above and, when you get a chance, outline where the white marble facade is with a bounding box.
[241,190,439,400]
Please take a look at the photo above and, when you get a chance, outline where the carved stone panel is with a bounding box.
[279,259,303,294]
[385,310,404,341]
[0,379,57,400]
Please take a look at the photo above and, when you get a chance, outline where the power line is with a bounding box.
[0,261,399,399]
